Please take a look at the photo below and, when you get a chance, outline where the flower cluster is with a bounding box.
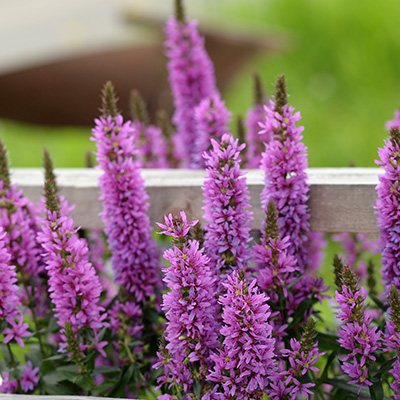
[0,139,48,319]
[335,264,383,393]
[375,127,400,294]
[91,102,162,305]
[386,285,400,399]
[192,94,231,168]
[132,122,169,168]
[0,182,44,280]
[259,75,311,272]
[202,134,253,277]
[332,232,380,282]
[207,270,276,400]
[1,361,39,394]
[86,229,116,301]
[244,73,270,168]
[268,319,322,400]
[254,200,299,347]
[164,2,217,166]
[129,89,169,168]
[255,200,299,299]
[0,229,30,348]
[38,197,106,356]
[155,211,220,398]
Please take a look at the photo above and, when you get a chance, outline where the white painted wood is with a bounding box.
[9,167,382,233]
[0,396,129,400]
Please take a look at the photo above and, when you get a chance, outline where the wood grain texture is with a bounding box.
[9,167,381,233]
[0,396,129,400]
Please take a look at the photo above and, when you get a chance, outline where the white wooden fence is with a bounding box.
[10,167,380,233]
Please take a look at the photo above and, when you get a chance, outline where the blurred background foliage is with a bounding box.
[1,0,400,168]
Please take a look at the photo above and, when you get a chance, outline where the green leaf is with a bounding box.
[92,365,121,375]
[45,383,76,396]
[128,340,144,349]
[108,364,136,398]
[325,378,370,397]
[369,379,384,400]
[289,297,318,328]
[95,378,118,394]
[193,379,202,399]
[45,317,61,334]
[8,365,24,381]
[373,357,396,378]
[42,365,78,385]
[320,346,340,382]
[73,374,94,391]
[286,274,303,290]
[83,348,97,373]
[369,294,388,312]
[317,332,340,350]
[43,354,67,362]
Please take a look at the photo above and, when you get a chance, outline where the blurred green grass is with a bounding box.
[0,119,93,168]
[1,0,400,168]
[223,0,400,167]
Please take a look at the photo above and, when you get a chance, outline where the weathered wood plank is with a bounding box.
[9,167,381,233]
[0,396,129,400]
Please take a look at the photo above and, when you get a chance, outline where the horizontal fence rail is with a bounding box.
[0,396,128,400]
[9,167,381,233]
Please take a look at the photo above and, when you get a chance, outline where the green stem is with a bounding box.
[22,280,45,358]
[6,343,23,393]
[311,370,325,400]
[123,336,135,364]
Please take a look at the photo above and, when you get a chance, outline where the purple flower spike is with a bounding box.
[91,112,163,304]
[334,265,383,393]
[245,72,270,168]
[376,127,400,294]
[132,121,169,168]
[87,229,117,301]
[0,182,44,279]
[332,232,380,282]
[202,134,253,277]
[260,100,309,270]
[154,211,219,398]
[268,318,322,400]
[259,76,311,272]
[192,94,231,168]
[244,104,269,168]
[386,286,400,398]
[207,270,276,399]
[164,13,218,166]
[0,139,48,319]
[255,236,298,291]
[0,229,22,322]
[38,197,106,354]
[0,229,30,348]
